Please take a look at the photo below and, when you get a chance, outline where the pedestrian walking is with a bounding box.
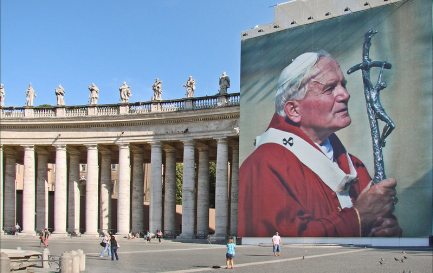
[225,237,236,269]
[156,230,163,243]
[272,231,282,256]
[110,235,119,261]
[99,233,111,257]
[14,223,21,235]
[40,228,50,247]
[146,230,152,243]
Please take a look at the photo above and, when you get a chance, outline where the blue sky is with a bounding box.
[1,0,277,107]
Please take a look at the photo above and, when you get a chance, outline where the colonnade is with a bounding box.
[0,138,239,238]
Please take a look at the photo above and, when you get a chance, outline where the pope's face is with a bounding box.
[296,57,351,142]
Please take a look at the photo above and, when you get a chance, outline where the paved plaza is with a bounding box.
[1,236,432,273]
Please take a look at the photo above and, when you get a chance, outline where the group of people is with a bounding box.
[99,233,120,261]
[144,230,163,243]
[39,228,50,247]
[125,230,165,242]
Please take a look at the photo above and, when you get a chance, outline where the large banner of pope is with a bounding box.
[238,0,432,238]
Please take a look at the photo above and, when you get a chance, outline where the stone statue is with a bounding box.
[0,83,5,107]
[152,78,162,101]
[88,83,99,105]
[25,84,36,106]
[219,72,230,95]
[55,84,65,106]
[183,76,196,98]
[119,81,131,103]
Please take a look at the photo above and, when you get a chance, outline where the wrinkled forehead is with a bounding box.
[309,57,343,84]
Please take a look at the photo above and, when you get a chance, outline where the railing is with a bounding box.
[97,105,118,116]
[0,107,25,118]
[129,103,151,114]
[65,107,87,117]
[34,108,56,118]
[0,93,239,119]
[160,100,185,112]
[193,96,219,109]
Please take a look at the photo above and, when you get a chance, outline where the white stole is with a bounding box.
[255,128,357,208]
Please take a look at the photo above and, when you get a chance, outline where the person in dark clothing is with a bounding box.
[110,235,119,261]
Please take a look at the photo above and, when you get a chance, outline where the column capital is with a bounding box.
[215,137,228,143]
[22,145,35,150]
[149,140,162,148]
[54,144,67,151]
[183,139,195,147]
[84,144,98,150]
[118,143,130,149]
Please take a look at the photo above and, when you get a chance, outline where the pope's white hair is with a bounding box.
[275,50,331,117]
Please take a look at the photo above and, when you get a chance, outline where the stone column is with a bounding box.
[54,145,67,234]
[117,144,131,235]
[0,146,3,233]
[68,148,81,234]
[85,144,99,235]
[196,145,210,237]
[163,145,176,236]
[229,143,239,236]
[131,146,144,234]
[22,145,36,234]
[149,141,162,233]
[179,139,195,239]
[36,148,49,232]
[3,147,16,231]
[215,137,228,238]
[99,148,112,234]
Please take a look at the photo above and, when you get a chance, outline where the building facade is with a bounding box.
[0,93,240,238]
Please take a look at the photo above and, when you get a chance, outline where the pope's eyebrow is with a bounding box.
[342,78,347,87]
[311,78,347,88]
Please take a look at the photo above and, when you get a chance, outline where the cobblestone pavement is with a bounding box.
[1,236,432,273]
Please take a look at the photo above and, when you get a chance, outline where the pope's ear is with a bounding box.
[283,100,301,123]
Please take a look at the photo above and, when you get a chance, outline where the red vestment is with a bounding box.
[238,114,371,237]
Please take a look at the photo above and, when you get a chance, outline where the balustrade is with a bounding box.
[0,108,25,118]
[0,93,239,119]
[65,107,87,117]
[34,108,56,118]
[97,105,118,116]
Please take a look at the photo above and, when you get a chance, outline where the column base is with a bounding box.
[20,231,37,236]
[17,231,37,237]
[177,233,195,239]
[51,232,69,238]
[213,234,228,240]
[82,232,100,237]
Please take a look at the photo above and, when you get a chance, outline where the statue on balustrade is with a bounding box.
[152,78,162,101]
[119,81,131,103]
[0,83,5,107]
[88,83,99,105]
[25,84,36,106]
[184,75,195,98]
[55,84,65,106]
[219,72,230,95]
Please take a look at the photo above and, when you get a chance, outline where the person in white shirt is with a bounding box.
[272,231,282,256]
